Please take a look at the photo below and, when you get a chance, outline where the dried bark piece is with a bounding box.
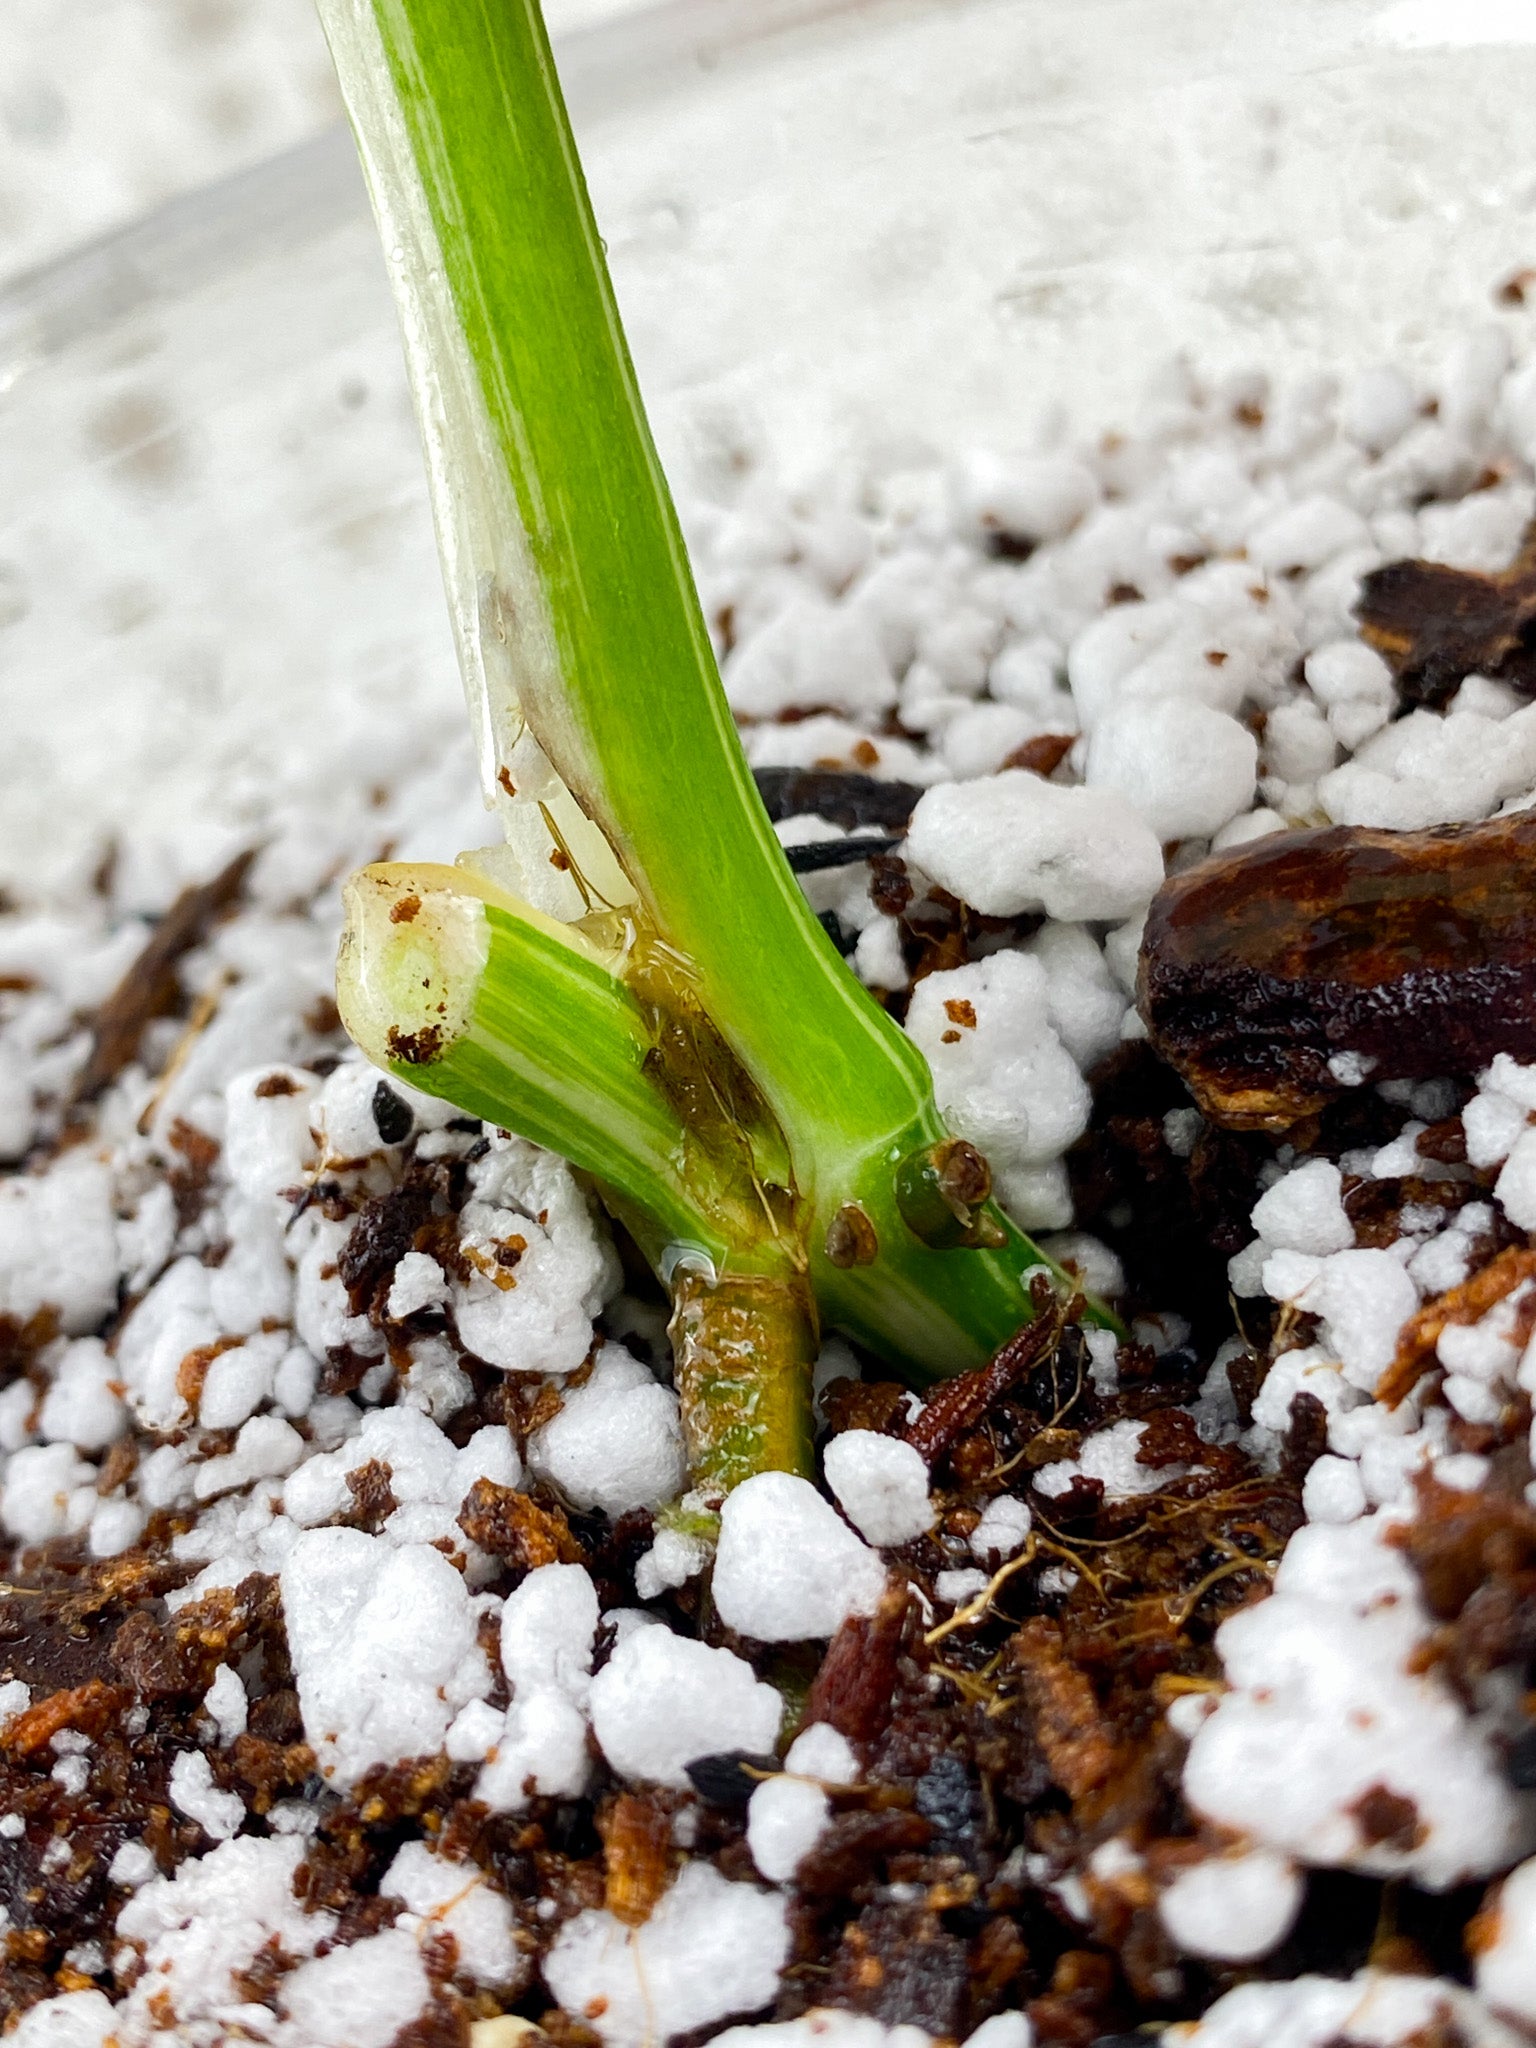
[902,1284,1065,1468]
[227,1733,318,1808]
[820,1378,909,1437]
[597,1790,673,1927]
[751,767,923,833]
[249,1687,304,1745]
[1138,809,1536,1130]
[0,1553,192,1704]
[1279,1389,1330,1483]
[108,1579,282,1714]
[1377,1245,1536,1409]
[970,1916,1029,2003]
[70,846,254,1102]
[2,1679,129,1756]
[1008,1617,1117,1802]
[167,1115,221,1227]
[1355,523,1536,710]
[804,1581,911,1745]
[1027,1949,1123,2048]
[1344,1173,1463,1250]
[344,1458,400,1531]
[0,1307,60,1383]
[1002,731,1076,778]
[456,1477,584,1567]
[1135,1407,1205,1470]
[1392,1474,1536,1623]
[338,1183,435,1316]
[109,1610,201,1700]
[793,1810,935,1899]
[1418,1116,1470,1165]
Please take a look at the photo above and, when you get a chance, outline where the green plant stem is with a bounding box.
[320,0,1121,1486]
[669,1269,817,1488]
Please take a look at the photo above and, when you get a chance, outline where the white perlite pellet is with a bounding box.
[588,1624,782,1789]
[544,1862,791,2048]
[822,1430,934,1547]
[1157,1847,1303,1962]
[905,952,1089,1230]
[1174,1971,1525,2048]
[280,1528,492,1787]
[713,1472,888,1641]
[907,773,1164,924]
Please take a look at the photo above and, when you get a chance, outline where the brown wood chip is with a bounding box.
[1008,1616,1117,1802]
[3,1677,129,1756]
[903,1285,1064,1467]
[803,1581,911,1745]
[1378,1245,1536,1408]
[1139,808,1536,1130]
[70,845,255,1103]
[456,1476,584,1567]
[1002,732,1076,778]
[598,1791,674,1927]
[1356,521,1536,710]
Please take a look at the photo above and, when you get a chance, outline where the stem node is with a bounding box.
[894,1138,1008,1250]
[824,1202,880,1269]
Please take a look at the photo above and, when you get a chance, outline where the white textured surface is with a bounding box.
[588,1622,783,1788]
[747,1774,831,1883]
[544,1862,791,2048]
[280,1526,492,1786]
[113,1835,333,2041]
[1184,1513,1534,1889]
[822,1429,934,1546]
[380,1841,523,1990]
[1157,1847,1304,1962]
[1173,1971,1525,2048]
[279,1927,432,2048]
[714,1471,888,1640]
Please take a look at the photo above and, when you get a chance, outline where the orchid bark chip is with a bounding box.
[1356,521,1536,710]
[1137,808,1536,1133]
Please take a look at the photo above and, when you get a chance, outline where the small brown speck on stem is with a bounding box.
[825,1202,879,1269]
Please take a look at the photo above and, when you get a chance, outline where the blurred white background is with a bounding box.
[6,0,1536,913]
[0,0,652,286]
[0,0,340,281]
